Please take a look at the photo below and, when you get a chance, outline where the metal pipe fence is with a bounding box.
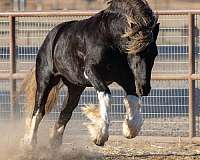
[0,10,200,139]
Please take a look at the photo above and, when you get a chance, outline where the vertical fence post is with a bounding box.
[188,13,195,140]
[9,15,17,121]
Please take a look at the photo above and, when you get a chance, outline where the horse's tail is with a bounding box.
[20,67,62,119]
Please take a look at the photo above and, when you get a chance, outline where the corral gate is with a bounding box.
[0,10,200,139]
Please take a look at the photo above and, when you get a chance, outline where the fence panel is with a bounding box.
[0,11,200,138]
[195,15,200,73]
[0,80,10,120]
[15,15,91,72]
[0,16,9,73]
[195,81,200,136]
[154,15,189,74]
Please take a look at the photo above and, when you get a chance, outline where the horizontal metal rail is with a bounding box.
[0,73,197,80]
[0,10,200,17]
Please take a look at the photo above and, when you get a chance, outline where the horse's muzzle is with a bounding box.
[136,86,151,96]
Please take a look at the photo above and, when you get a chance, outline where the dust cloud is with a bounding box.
[0,121,104,160]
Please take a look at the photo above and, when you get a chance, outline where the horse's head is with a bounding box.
[127,23,160,96]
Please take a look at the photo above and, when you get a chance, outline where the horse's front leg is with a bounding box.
[83,64,111,146]
[123,95,143,139]
[116,72,143,139]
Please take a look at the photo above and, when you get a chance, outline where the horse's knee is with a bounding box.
[84,65,111,93]
[123,95,143,139]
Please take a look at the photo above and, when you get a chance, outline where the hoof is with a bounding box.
[49,125,64,149]
[49,136,62,149]
[122,113,143,139]
[85,123,109,146]
[93,133,108,146]
[20,134,37,150]
[82,105,109,146]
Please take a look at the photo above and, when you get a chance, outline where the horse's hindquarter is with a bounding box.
[52,18,100,86]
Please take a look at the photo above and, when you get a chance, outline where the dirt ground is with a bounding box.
[1,121,200,160]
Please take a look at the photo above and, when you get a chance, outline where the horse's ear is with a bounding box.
[153,23,160,41]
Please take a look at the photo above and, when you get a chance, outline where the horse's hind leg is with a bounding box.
[49,83,85,148]
[23,72,60,147]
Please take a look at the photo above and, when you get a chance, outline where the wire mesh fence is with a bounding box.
[0,16,9,73]
[15,80,190,136]
[15,15,92,72]
[195,14,200,74]
[0,80,10,121]
[195,80,200,137]
[154,15,189,74]
[0,11,200,137]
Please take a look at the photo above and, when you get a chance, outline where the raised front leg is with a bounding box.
[83,64,111,146]
[123,95,143,139]
[116,69,143,139]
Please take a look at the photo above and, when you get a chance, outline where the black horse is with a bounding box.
[22,0,160,148]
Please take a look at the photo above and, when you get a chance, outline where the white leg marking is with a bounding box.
[81,91,111,146]
[123,95,143,139]
[50,125,65,138]
[90,91,111,146]
[97,91,111,124]
[57,125,65,133]
[49,124,65,148]
[22,110,42,147]
[84,71,89,79]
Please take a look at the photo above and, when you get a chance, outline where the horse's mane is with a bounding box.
[105,0,158,54]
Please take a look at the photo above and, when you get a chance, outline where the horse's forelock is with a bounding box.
[106,0,158,54]
[126,30,154,54]
[115,0,157,54]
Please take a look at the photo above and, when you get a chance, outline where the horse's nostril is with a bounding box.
[143,87,151,96]
[136,88,143,96]
[137,86,151,96]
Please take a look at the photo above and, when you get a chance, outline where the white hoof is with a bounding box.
[123,112,143,139]
[82,105,109,146]
[85,122,109,146]
[20,133,37,150]
[49,125,64,148]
